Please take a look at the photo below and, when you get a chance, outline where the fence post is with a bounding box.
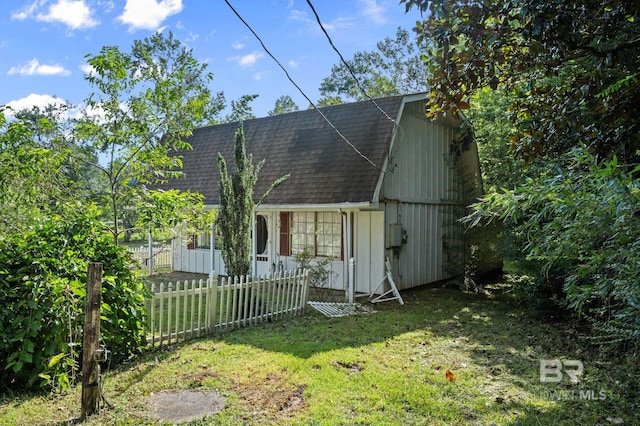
[147,231,153,276]
[82,262,102,419]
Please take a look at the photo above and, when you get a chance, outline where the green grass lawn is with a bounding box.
[1,280,637,425]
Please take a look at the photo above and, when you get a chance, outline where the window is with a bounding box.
[281,211,342,259]
[187,228,216,250]
[195,231,211,249]
[315,212,342,258]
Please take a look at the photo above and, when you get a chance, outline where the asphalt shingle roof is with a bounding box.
[166,95,406,206]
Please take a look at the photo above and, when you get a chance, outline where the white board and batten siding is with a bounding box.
[172,238,225,275]
[380,99,466,290]
[354,211,385,295]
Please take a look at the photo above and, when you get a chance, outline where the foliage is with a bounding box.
[216,125,288,277]
[465,148,640,343]
[0,110,74,235]
[136,189,209,239]
[267,95,299,116]
[0,205,147,392]
[223,94,259,123]
[293,250,335,300]
[318,27,429,104]
[73,31,217,244]
[402,0,640,163]
[465,89,526,191]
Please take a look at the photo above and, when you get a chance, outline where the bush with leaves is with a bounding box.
[293,250,335,300]
[465,147,640,344]
[0,205,147,392]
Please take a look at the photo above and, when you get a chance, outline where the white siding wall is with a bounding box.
[354,211,385,294]
[172,237,225,275]
[381,100,462,289]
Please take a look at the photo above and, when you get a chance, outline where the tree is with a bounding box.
[217,125,287,277]
[402,0,640,344]
[12,103,109,207]
[268,95,299,116]
[0,204,147,392]
[401,0,640,163]
[318,27,429,104]
[0,108,73,235]
[465,89,525,192]
[73,31,219,244]
[223,94,259,123]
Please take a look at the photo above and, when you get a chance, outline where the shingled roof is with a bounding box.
[167,94,414,206]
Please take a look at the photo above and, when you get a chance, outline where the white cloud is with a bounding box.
[253,71,267,81]
[37,0,99,29]
[6,93,67,112]
[234,51,264,68]
[8,58,71,76]
[359,0,387,25]
[288,59,300,68]
[231,41,244,50]
[117,0,183,32]
[288,9,353,32]
[12,0,99,29]
[79,63,95,75]
[11,0,44,21]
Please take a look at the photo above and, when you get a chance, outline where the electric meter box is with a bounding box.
[389,223,403,247]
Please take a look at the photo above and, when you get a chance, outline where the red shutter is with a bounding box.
[279,212,290,256]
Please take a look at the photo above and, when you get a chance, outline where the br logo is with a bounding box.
[539,360,583,383]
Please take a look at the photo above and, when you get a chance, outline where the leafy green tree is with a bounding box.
[402,0,639,163]
[466,148,640,343]
[315,96,344,108]
[217,125,288,277]
[73,31,218,244]
[0,109,73,235]
[465,89,524,191]
[0,204,147,392]
[318,27,429,104]
[268,95,299,116]
[13,103,109,207]
[223,94,259,123]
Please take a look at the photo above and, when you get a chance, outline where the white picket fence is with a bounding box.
[145,269,310,348]
[127,244,172,271]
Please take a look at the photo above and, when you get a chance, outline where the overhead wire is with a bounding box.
[223,0,379,170]
[304,0,404,131]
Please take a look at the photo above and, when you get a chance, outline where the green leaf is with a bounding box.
[48,352,67,368]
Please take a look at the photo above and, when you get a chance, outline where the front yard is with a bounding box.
[1,278,638,425]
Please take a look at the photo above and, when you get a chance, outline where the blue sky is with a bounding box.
[0,0,421,118]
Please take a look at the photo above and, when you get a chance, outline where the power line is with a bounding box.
[223,0,379,170]
[305,0,402,130]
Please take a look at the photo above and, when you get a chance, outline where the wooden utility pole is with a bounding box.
[82,262,103,419]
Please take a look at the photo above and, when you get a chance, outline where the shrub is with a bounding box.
[466,147,640,344]
[293,250,335,300]
[0,207,148,392]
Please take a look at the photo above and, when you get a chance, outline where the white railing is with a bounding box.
[145,269,310,348]
[127,244,172,271]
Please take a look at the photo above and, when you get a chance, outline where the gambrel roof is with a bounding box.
[167,94,426,207]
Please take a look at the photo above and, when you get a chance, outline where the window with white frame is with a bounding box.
[284,211,342,259]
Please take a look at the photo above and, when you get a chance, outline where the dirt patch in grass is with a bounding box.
[231,373,307,422]
[145,389,226,423]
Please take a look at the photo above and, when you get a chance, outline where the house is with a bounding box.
[166,93,486,300]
